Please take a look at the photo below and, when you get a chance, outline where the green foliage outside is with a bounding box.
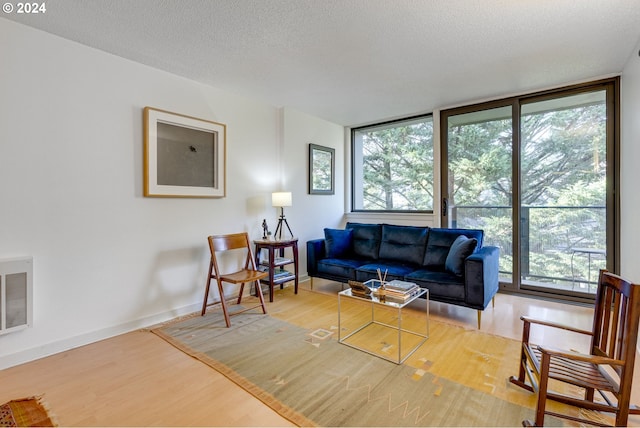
[357,96,607,290]
[449,100,606,288]
[359,119,434,210]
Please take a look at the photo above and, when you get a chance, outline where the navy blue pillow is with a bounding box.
[445,235,478,276]
[324,228,353,258]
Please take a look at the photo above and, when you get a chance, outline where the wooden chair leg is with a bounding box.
[237,283,245,304]
[617,410,630,427]
[310,277,314,290]
[509,356,534,392]
[532,352,552,427]
[216,279,231,328]
[201,263,214,316]
[254,280,267,314]
[617,385,634,425]
[509,321,534,392]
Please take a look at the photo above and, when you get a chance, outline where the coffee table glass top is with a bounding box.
[338,287,427,308]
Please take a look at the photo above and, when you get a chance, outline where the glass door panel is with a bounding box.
[520,91,607,295]
[441,80,617,298]
[444,106,513,283]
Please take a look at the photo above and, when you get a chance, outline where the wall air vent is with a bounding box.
[0,256,33,335]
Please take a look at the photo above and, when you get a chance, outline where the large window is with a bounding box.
[351,115,434,212]
[441,78,619,299]
[347,79,618,300]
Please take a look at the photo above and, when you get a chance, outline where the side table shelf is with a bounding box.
[258,266,296,284]
[254,238,299,302]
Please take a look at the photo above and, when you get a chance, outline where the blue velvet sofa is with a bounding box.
[306,222,500,328]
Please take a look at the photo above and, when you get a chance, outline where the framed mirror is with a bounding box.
[308,144,335,195]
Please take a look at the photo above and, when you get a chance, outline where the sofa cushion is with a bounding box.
[405,270,466,301]
[445,235,478,276]
[355,261,417,282]
[423,228,483,268]
[378,224,428,265]
[324,228,353,258]
[345,222,382,260]
[317,258,366,280]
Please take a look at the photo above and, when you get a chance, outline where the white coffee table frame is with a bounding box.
[338,287,429,364]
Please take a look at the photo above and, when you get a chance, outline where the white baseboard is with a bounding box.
[0,303,202,371]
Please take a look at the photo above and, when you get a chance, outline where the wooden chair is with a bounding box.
[509,269,640,426]
[201,233,268,327]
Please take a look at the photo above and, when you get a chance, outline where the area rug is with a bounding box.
[151,295,571,427]
[0,397,56,427]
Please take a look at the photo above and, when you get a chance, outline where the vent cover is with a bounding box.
[0,256,33,335]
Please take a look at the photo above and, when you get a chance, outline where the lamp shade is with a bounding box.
[271,192,292,207]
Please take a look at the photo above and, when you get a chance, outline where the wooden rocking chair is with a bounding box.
[509,269,640,426]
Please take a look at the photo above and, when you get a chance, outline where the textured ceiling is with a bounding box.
[4,0,640,126]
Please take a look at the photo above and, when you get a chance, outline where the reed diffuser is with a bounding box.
[374,268,388,301]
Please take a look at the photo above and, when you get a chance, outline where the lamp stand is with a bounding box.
[274,207,293,240]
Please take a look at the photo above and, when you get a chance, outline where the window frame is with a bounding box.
[350,113,435,213]
[439,77,620,300]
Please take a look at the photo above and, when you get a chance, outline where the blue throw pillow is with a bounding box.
[324,228,353,258]
[445,235,478,276]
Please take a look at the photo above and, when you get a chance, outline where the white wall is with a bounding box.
[0,20,345,368]
[281,107,346,246]
[620,43,640,281]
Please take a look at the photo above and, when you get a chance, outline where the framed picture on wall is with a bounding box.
[308,143,335,195]
[143,107,226,198]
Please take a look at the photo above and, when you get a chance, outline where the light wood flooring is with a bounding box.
[1,278,639,426]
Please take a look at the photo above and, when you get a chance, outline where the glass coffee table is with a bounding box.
[338,286,429,364]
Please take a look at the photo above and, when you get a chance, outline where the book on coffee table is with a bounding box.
[385,280,420,293]
[383,289,422,303]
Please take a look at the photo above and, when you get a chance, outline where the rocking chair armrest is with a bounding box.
[537,345,625,366]
[521,315,593,336]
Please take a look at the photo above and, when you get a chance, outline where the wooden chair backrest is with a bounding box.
[207,233,256,272]
[591,270,640,383]
[209,233,251,252]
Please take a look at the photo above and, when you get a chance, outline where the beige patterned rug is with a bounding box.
[150,289,577,426]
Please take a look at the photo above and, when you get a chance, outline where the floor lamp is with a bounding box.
[272,192,293,240]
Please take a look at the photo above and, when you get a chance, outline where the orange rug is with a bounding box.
[0,397,56,427]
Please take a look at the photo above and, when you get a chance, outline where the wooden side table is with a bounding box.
[254,238,298,302]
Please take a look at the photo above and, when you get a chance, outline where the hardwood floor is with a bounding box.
[0,327,292,426]
[2,278,639,426]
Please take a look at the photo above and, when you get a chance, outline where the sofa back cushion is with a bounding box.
[423,228,484,268]
[324,228,353,258]
[345,222,382,260]
[378,224,428,265]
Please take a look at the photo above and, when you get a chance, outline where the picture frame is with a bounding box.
[143,107,226,198]
[308,143,335,195]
